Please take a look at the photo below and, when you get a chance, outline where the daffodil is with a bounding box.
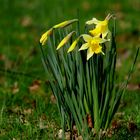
[79,34,109,60]
[40,28,53,45]
[86,14,112,38]
[56,31,76,50]
[67,37,80,53]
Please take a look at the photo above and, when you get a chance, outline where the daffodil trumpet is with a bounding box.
[86,14,113,38]
[78,34,109,60]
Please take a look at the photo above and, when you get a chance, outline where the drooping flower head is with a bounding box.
[79,34,109,60]
[86,14,112,38]
[40,19,78,46]
[40,28,53,46]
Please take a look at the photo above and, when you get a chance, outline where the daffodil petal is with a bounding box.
[86,20,95,25]
[87,47,94,60]
[102,29,108,38]
[82,34,92,42]
[53,19,78,29]
[79,43,89,51]
[86,18,101,25]
[93,37,109,43]
[89,28,101,37]
[56,31,75,50]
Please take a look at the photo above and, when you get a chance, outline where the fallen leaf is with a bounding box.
[111,120,120,129]
[50,94,56,104]
[86,114,93,128]
[21,16,33,27]
[127,83,140,91]
[23,108,32,115]
[29,80,41,92]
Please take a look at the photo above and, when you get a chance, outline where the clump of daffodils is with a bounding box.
[40,14,112,60]
[39,14,139,139]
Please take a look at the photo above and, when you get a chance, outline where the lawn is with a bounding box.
[0,0,140,139]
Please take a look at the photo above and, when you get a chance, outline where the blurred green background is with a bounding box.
[0,0,140,139]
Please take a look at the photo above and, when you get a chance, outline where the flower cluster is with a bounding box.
[39,14,139,138]
[40,14,112,60]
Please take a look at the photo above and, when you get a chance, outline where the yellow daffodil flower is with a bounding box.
[56,31,75,50]
[86,14,112,38]
[79,34,109,60]
[53,19,78,29]
[40,28,53,45]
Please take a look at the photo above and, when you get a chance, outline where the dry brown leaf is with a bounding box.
[111,120,120,129]
[29,80,41,92]
[87,114,93,128]
[21,16,32,27]
[127,83,140,91]
[23,108,32,115]
[50,94,56,104]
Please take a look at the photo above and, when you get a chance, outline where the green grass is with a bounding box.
[0,0,140,139]
[0,82,60,139]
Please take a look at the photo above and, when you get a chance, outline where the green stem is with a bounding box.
[84,96,90,114]
[93,89,100,132]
